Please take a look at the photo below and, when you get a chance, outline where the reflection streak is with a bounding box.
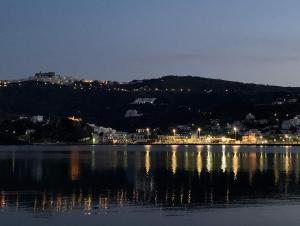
[0,145,299,212]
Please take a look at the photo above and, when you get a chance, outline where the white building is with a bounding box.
[132,98,156,104]
[281,116,300,130]
[113,132,129,143]
[25,129,36,135]
[88,124,116,134]
[245,113,255,122]
[125,109,143,118]
[88,124,117,144]
[32,72,77,85]
[31,115,44,123]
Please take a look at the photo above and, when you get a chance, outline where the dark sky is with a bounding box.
[1,0,300,85]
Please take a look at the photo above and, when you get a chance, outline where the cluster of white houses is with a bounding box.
[16,112,300,144]
[88,124,260,144]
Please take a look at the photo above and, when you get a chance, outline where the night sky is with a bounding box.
[1,0,300,85]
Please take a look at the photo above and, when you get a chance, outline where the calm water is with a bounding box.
[1,145,300,225]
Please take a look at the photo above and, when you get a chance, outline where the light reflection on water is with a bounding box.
[0,145,300,215]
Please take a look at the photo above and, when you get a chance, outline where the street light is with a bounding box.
[146,128,150,139]
[197,127,201,138]
[173,128,176,137]
[233,127,237,141]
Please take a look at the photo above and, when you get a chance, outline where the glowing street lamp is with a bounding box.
[197,127,201,138]
[173,129,176,137]
[146,128,150,139]
[233,127,237,140]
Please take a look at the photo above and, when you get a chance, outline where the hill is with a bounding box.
[0,75,300,131]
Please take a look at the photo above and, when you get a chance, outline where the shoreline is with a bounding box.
[1,143,300,146]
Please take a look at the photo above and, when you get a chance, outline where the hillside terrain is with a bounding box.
[0,75,300,132]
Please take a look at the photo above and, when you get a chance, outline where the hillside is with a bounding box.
[0,75,300,131]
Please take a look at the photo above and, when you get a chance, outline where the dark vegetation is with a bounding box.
[0,75,300,132]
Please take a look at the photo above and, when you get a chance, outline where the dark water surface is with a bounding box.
[1,145,300,226]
